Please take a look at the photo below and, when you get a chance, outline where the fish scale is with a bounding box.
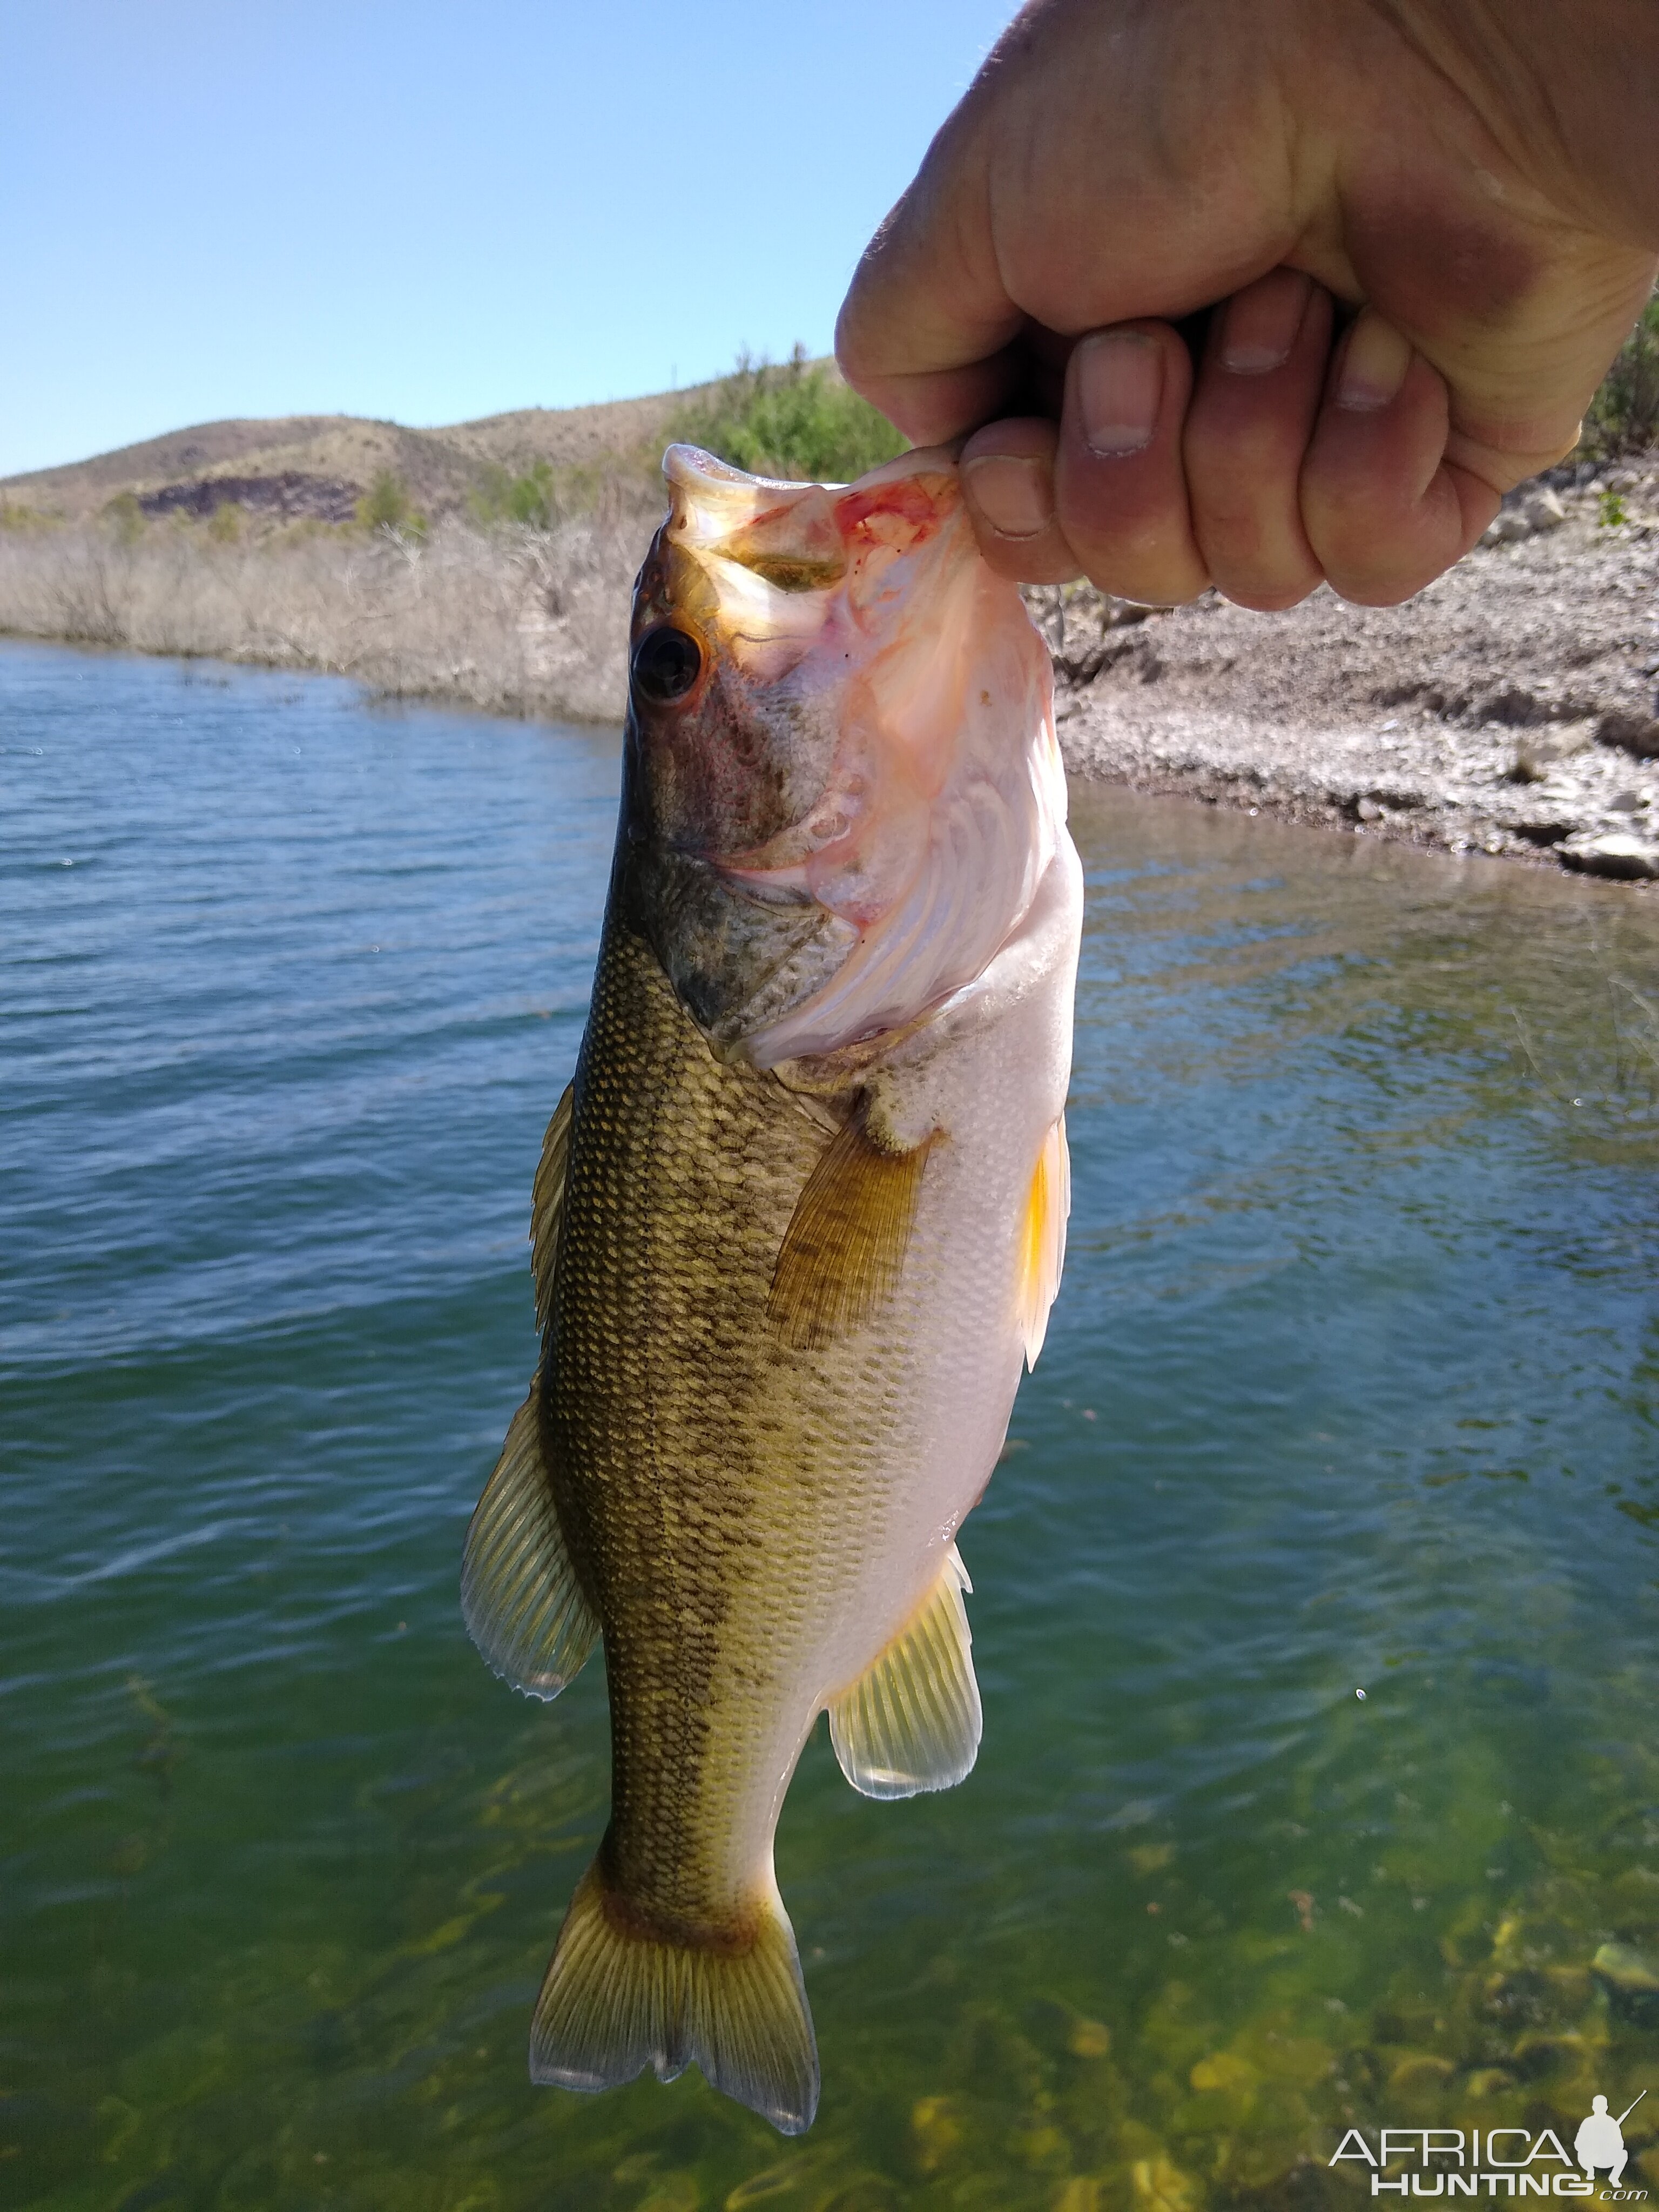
[550,915,915,1928]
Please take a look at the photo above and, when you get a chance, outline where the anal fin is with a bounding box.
[1015,1114,1070,1371]
[768,1111,932,1352]
[828,1546,981,1799]
[461,1373,598,1699]
[531,1856,819,2136]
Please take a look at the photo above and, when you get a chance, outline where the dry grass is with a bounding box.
[0,505,657,723]
[1581,291,1659,459]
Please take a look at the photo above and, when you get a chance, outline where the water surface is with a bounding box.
[5,639,1659,2210]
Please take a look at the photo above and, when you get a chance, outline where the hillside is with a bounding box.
[0,354,907,730]
[0,383,712,526]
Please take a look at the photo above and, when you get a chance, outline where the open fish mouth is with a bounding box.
[628,442,1067,1064]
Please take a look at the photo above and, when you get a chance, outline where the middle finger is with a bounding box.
[1053,321,1210,606]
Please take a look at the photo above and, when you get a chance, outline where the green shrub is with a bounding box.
[470,459,557,530]
[669,347,906,483]
[207,500,242,544]
[358,471,424,536]
[105,490,144,546]
[1581,290,1659,458]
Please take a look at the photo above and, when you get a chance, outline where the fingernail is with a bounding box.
[1077,331,1163,456]
[1222,270,1312,374]
[1336,313,1412,410]
[963,453,1053,539]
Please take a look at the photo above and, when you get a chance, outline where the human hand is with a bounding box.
[836,0,1659,610]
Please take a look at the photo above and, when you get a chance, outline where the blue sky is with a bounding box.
[0,1,1019,478]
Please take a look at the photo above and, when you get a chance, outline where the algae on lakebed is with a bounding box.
[4,648,1659,2209]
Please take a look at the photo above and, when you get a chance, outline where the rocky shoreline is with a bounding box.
[5,450,1656,885]
[1040,454,1659,884]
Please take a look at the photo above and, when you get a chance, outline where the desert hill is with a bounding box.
[0,382,717,525]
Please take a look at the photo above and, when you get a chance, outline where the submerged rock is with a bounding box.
[1054,2182,1109,2212]
[1130,2152,1202,2210]
[1464,2067,1515,2100]
[1591,1939,1659,1994]
[1591,1940,1659,2028]
[1389,2052,1456,2094]
[907,2095,963,2175]
[1191,2051,1258,2096]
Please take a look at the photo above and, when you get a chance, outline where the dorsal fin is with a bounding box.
[531,1083,574,1336]
[768,1112,932,1352]
[828,1547,981,1799]
[461,1375,599,1700]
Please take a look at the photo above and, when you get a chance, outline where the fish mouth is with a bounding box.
[644,442,963,684]
[637,441,1066,1065]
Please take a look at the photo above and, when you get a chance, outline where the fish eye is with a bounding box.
[632,625,703,706]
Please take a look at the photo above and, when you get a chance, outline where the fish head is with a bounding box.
[623,442,1064,1065]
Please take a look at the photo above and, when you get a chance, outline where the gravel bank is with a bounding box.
[1044,457,1659,884]
[5,450,1656,886]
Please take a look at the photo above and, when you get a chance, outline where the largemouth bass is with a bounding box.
[462,442,1082,2134]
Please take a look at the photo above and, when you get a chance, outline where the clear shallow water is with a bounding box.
[4,637,1659,2212]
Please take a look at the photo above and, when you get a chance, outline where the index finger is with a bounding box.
[835,157,1029,444]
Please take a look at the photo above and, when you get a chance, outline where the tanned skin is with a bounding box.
[836,0,1659,610]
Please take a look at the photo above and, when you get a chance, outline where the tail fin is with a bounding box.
[529,1857,819,2136]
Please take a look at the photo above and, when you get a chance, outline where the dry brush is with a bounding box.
[0,507,655,724]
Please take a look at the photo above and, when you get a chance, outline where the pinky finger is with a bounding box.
[1301,311,1500,606]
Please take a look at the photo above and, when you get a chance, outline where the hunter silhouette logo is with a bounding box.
[1331,2092,1652,2196]
[1576,2093,1645,2190]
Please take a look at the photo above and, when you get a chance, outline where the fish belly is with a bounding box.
[801,833,1083,1702]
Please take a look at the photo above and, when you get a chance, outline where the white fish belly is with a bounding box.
[713,834,1083,1882]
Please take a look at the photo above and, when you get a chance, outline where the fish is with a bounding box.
[461,439,1083,2134]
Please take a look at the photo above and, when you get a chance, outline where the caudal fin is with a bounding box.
[529,1857,819,2135]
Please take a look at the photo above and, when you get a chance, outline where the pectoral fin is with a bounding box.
[828,1547,981,1799]
[768,1113,932,1352]
[461,1374,598,1700]
[530,1083,575,1336]
[1015,1114,1070,1371]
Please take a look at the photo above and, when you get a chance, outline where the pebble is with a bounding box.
[1481,488,1568,546]
[1512,720,1595,781]
[1558,831,1659,880]
[1598,707,1659,757]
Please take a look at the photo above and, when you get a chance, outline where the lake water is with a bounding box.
[5,637,1659,2212]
